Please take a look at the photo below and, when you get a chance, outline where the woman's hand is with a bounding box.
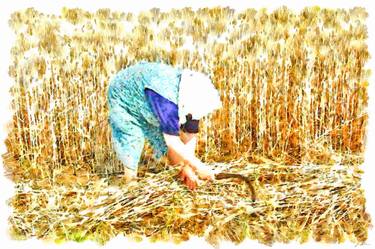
[163,133,215,188]
[179,164,199,190]
[189,161,215,181]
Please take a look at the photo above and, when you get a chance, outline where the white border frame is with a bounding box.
[1,1,374,248]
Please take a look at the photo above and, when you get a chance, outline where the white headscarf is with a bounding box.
[178,69,222,125]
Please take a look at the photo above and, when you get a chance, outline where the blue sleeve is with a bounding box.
[144,88,180,136]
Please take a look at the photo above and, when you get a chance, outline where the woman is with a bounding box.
[107,60,222,190]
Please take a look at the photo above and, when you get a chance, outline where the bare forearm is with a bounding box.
[164,134,202,170]
[182,134,197,155]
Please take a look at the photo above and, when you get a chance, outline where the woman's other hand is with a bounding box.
[190,161,215,181]
[179,164,199,190]
[163,133,214,187]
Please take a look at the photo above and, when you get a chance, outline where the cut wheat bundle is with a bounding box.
[8,156,370,246]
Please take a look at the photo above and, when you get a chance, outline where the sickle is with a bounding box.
[214,172,256,201]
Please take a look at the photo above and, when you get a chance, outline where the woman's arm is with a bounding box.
[180,131,197,155]
[164,133,202,168]
[166,132,196,165]
[163,133,214,179]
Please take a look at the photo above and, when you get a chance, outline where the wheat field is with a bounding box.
[3,6,372,246]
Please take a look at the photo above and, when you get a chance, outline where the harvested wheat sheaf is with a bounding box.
[8,156,371,246]
[3,6,372,246]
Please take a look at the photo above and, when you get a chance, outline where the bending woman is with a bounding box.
[107,61,222,190]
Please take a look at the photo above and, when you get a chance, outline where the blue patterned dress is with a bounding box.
[107,61,182,171]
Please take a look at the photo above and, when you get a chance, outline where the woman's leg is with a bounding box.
[109,105,145,181]
[111,124,145,181]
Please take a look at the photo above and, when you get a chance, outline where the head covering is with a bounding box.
[178,69,222,125]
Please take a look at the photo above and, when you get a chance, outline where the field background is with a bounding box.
[1,5,372,247]
[3,6,370,179]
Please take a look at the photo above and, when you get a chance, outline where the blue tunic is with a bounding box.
[144,88,180,136]
[144,89,200,134]
[107,61,182,171]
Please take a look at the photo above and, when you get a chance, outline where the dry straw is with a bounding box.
[8,156,371,245]
[3,6,371,246]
